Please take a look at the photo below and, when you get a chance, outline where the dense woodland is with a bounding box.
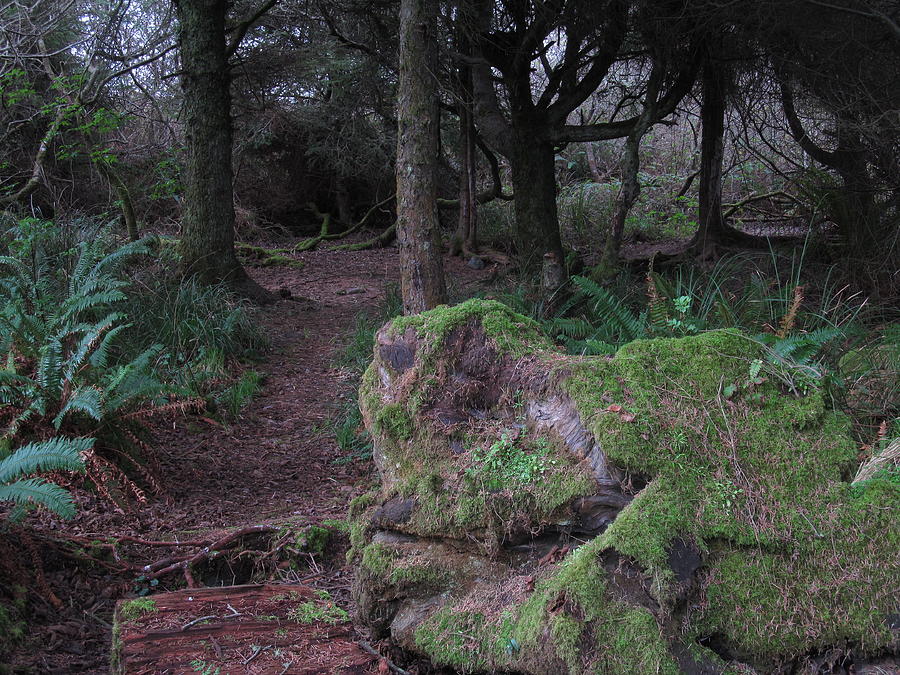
[0,0,898,672]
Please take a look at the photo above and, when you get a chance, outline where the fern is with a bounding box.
[570,276,647,342]
[0,437,91,520]
[0,223,175,501]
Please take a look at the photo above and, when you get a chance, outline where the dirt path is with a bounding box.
[147,246,398,534]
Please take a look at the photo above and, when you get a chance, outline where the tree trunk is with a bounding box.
[451,62,478,257]
[594,135,642,280]
[594,62,664,280]
[175,0,245,284]
[509,131,564,268]
[396,0,447,314]
[690,61,729,259]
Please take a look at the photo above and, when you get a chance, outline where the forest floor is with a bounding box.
[5,240,491,674]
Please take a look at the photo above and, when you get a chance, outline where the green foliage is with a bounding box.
[119,274,268,415]
[287,591,349,625]
[0,225,171,432]
[332,285,402,464]
[465,433,552,490]
[0,437,90,520]
[214,370,263,419]
[189,660,221,675]
[117,597,157,621]
[122,276,267,375]
[548,275,647,354]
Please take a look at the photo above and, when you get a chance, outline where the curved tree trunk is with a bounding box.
[396,0,447,313]
[176,0,246,284]
[594,61,665,280]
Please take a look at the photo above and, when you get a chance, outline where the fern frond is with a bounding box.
[570,275,646,342]
[53,386,104,428]
[88,324,128,370]
[0,478,78,519]
[0,437,90,483]
[550,317,595,340]
[36,338,64,397]
[63,313,124,382]
[564,338,617,356]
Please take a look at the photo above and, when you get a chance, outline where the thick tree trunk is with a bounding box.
[509,132,564,267]
[396,0,447,314]
[176,0,245,284]
[690,62,729,259]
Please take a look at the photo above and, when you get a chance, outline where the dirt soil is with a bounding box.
[2,242,490,674]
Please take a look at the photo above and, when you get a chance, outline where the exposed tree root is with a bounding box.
[329,223,397,251]
[295,194,395,252]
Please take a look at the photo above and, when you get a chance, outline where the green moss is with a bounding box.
[395,458,594,541]
[110,621,122,674]
[0,602,25,651]
[592,605,678,675]
[349,491,378,518]
[360,542,395,578]
[698,479,900,663]
[389,299,552,360]
[375,403,413,441]
[414,608,491,673]
[236,244,305,269]
[558,330,894,660]
[550,614,583,672]
[294,525,330,554]
[118,597,157,622]
[359,310,898,669]
[287,599,349,625]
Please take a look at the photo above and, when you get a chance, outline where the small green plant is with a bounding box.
[466,433,553,490]
[287,593,349,625]
[214,369,263,418]
[189,659,221,675]
[548,275,647,354]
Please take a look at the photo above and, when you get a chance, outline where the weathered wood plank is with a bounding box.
[113,584,375,674]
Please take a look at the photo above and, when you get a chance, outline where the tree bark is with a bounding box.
[509,130,564,267]
[396,0,447,314]
[175,0,246,284]
[690,61,729,259]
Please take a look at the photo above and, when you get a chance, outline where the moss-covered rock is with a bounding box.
[351,300,900,674]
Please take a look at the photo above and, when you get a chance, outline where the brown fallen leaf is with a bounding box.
[607,404,622,413]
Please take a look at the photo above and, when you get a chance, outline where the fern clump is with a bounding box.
[0,221,198,508]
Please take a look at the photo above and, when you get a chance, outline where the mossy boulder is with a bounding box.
[351,299,900,674]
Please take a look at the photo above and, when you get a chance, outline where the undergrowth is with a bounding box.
[0,217,269,520]
[495,249,895,430]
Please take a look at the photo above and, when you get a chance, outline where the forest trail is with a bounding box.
[147,246,399,534]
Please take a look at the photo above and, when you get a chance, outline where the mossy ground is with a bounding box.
[355,304,900,672]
